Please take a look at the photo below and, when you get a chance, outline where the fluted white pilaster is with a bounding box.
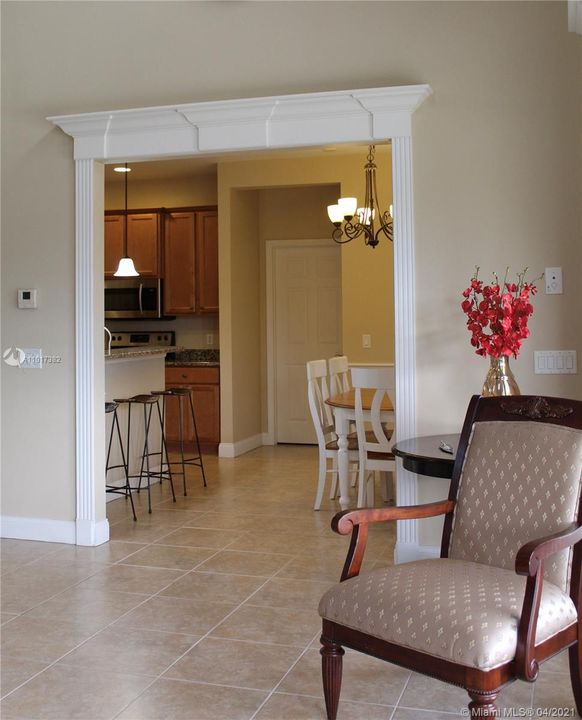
[392,136,419,559]
[75,159,108,546]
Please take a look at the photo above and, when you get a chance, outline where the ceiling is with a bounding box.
[104,142,391,183]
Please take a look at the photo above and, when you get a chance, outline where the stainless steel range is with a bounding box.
[109,330,175,350]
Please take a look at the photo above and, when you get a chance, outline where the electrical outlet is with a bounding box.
[206,334,213,346]
[362,334,372,349]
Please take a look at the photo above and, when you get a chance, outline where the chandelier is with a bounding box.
[327,145,393,249]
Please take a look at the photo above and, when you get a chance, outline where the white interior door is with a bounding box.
[274,242,342,444]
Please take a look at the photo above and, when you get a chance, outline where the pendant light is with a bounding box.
[327,145,393,249]
[113,163,139,277]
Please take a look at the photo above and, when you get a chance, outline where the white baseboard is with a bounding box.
[1,516,77,544]
[76,518,110,546]
[218,434,264,458]
[394,541,440,564]
[262,432,275,446]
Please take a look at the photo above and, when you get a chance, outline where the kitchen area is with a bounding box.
[103,160,220,504]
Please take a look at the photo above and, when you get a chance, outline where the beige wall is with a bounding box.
[104,174,217,210]
[2,2,580,546]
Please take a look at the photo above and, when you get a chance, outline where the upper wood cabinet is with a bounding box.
[104,212,160,278]
[104,215,124,276]
[196,210,219,313]
[164,207,219,316]
[164,211,196,315]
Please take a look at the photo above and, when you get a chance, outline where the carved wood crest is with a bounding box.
[501,396,573,420]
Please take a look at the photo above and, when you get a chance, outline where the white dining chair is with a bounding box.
[328,355,350,396]
[351,366,396,508]
[307,359,359,510]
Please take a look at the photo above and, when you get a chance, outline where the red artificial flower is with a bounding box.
[461,267,538,358]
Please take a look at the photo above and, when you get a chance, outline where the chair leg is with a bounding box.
[357,467,367,508]
[320,639,344,720]
[314,453,327,510]
[468,690,498,717]
[569,641,582,715]
[366,471,375,508]
[329,457,338,500]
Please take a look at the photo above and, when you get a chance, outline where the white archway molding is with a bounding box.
[49,84,432,560]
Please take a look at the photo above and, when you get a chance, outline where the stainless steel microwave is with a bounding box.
[104,278,167,319]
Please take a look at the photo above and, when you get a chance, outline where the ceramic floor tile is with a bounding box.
[161,570,265,604]
[119,544,216,570]
[0,615,96,664]
[0,663,151,719]
[255,693,393,720]
[0,614,19,626]
[109,521,177,543]
[210,604,321,647]
[153,527,243,549]
[276,555,344,583]
[58,625,198,677]
[48,541,147,564]
[0,539,65,567]
[195,550,293,577]
[186,512,263,531]
[533,671,577,712]
[164,637,303,690]
[391,709,462,719]
[22,586,148,633]
[542,649,570,673]
[75,563,185,595]
[116,677,267,720]
[0,655,50,698]
[250,577,334,611]
[398,672,474,714]
[279,648,410,707]
[114,594,237,635]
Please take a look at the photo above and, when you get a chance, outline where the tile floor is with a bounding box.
[0,445,579,719]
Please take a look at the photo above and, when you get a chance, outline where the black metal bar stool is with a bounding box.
[114,394,176,514]
[152,387,207,496]
[105,401,136,521]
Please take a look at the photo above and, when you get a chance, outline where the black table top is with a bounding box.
[392,433,460,479]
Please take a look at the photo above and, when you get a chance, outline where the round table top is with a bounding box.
[391,433,460,479]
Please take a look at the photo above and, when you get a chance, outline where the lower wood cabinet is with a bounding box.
[164,366,220,453]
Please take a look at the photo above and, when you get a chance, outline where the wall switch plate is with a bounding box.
[362,334,372,349]
[17,289,38,309]
[545,267,563,294]
[534,350,577,374]
[20,348,43,369]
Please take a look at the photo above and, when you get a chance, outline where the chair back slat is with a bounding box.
[329,355,351,396]
[351,366,395,453]
[448,397,582,593]
[307,360,335,447]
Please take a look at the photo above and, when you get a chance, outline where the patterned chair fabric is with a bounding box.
[318,558,577,671]
[448,420,582,592]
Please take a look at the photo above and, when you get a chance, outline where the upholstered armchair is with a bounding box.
[318,395,582,718]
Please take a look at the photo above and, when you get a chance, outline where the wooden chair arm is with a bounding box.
[515,522,582,683]
[515,523,582,577]
[331,501,455,582]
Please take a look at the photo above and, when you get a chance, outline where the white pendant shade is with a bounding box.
[114,257,139,277]
[337,197,357,218]
[327,204,344,223]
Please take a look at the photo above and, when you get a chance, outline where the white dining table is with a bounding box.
[325,389,395,509]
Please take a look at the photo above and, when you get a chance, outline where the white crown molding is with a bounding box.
[569,1,582,34]
[47,85,432,161]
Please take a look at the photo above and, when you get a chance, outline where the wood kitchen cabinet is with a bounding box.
[164,208,218,315]
[104,212,161,278]
[164,366,220,453]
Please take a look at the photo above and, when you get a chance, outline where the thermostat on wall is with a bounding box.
[17,289,38,309]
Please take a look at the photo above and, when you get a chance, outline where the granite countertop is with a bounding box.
[105,345,182,361]
[165,349,220,367]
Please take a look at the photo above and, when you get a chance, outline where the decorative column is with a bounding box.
[75,159,108,546]
[391,136,419,561]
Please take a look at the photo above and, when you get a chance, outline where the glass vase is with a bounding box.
[482,355,520,397]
